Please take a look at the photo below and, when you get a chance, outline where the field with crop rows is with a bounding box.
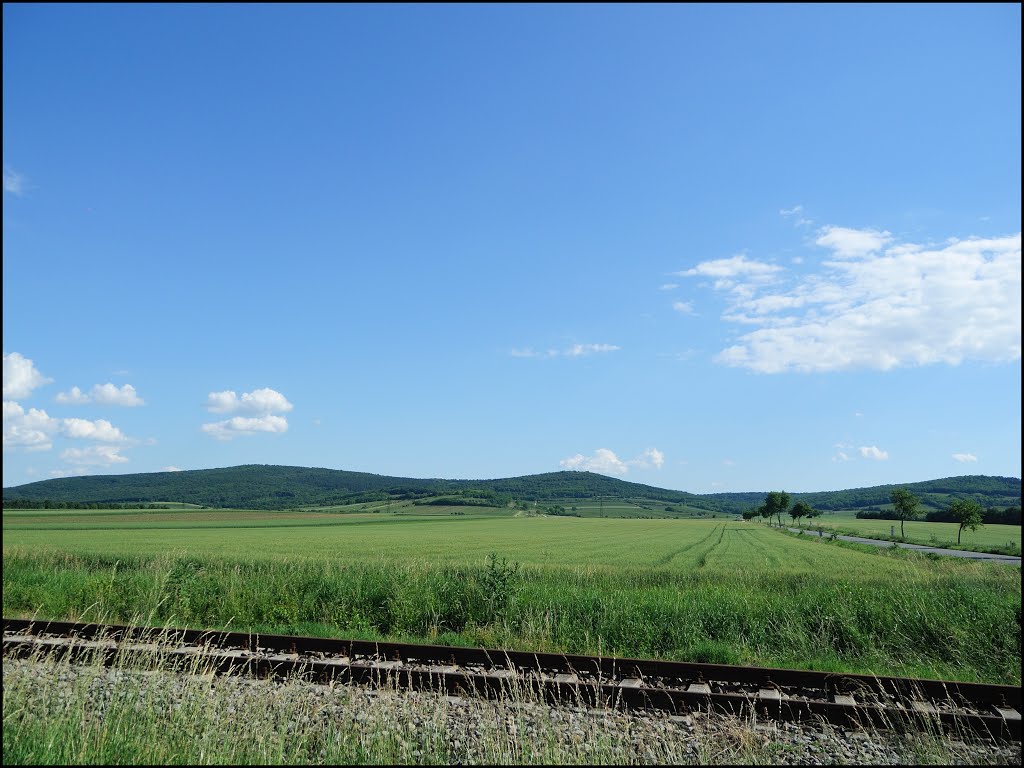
[3,509,1020,686]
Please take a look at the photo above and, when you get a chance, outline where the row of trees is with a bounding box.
[741,491,822,527]
[744,488,987,545]
[890,488,985,544]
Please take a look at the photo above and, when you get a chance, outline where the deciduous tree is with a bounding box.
[890,488,921,540]
[949,498,984,545]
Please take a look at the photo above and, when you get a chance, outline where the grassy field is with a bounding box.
[802,511,1021,552]
[3,509,1020,686]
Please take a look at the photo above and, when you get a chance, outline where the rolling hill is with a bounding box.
[2,465,1020,514]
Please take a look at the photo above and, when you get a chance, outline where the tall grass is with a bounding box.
[3,546,1019,684]
[4,629,1016,766]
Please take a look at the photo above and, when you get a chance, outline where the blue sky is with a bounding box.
[3,3,1020,493]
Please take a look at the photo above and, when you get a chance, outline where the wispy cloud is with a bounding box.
[672,301,695,314]
[3,352,53,400]
[57,383,145,407]
[780,204,814,227]
[675,254,782,280]
[682,227,1021,373]
[659,283,679,291]
[952,452,978,463]
[859,445,889,461]
[3,165,26,196]
[510,343,621,359]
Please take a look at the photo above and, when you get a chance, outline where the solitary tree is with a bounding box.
[948,498,984,545]
[890,488,921,540]
[762,491,791,528]
[789,500,815,528]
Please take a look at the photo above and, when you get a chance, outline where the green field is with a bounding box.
[3,508,1020,686]
[804,511,1022,552]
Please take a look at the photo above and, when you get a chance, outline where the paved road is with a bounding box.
[784,527,1021,565]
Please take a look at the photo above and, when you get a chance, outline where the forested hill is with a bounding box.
[2,465,1020,514]
[2,465,707,510]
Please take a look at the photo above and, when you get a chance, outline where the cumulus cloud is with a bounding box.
[3,401,60,450]
[510,344,620,359]
[560,448,629,475]
[814,226,892,259]
[3,352,53,400]
[3,165,25,196]
[686,228,1021,373]
[4,402,133,453]
[60,445,129,466]
[560,447,665,476]
[205,387,293,414]
[952,452,978,463]
[202,414,289,441]
[859,445,889,461]
[61,417,128,442]
[56,383,145,407]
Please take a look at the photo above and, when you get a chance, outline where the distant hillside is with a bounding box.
[3,465,1019,514]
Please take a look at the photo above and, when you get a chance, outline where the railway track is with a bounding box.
[4,617,1020,741]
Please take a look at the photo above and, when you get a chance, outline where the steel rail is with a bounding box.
[4,617,1019,741]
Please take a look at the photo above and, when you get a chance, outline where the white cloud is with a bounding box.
[780,205,814,227]
[859,445,889,461]
[60,445,129,466]
[815,226,892,259]
[49,467,93,478]
[511,344,620,359]
[205,387,293,414]
[565,343,620,357]
[56,383,144,407]
[61,417,128,442]
[672,301,695,314]
[630,448,665,469]
[3,401,60,451]
[560,448,629,476]
[832,442,853,463]
[698,230,1021,373]
[202,414,289,441]
[560,446,664,475]
[659,283,679,291]
[676,254,782,280]
[3,352,53,400]
[952,452,978,463]
[3,165,25,196]
[161,465,183,472]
